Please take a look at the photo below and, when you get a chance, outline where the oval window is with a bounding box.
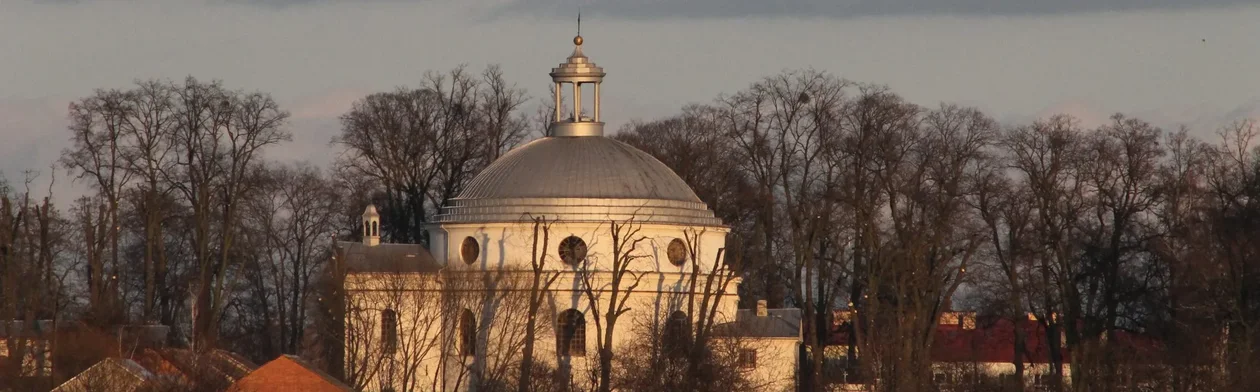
[667,238,688,266]
[460,237,479,265]
[558,236,588,266]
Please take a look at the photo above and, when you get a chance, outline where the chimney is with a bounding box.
[756,300,768,317]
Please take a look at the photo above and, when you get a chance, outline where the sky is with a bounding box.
[3,0,1260,197]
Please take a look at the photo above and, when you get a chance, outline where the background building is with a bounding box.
[337,34,798,392]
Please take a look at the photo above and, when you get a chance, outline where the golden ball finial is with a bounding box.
[573,35,583,46]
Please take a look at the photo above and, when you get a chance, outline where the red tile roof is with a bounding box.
[829,316,1163,364]
[931,319,1067,363]
[228,355,353,392]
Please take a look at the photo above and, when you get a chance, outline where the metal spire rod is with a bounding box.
[577,8,581,36]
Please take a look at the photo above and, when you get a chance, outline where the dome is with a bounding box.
[435,137,722,226]
[462,137,700,201]
[434,34,722,227]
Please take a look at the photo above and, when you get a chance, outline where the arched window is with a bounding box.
[663,311,690,357]
[372,221,379,237]
[381,309,398,354]
[459,309,476,356]
[557,309,586,357]
[363,220,370,237]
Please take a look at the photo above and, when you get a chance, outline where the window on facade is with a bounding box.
[663,311,690,357]
[363,220,370,237]
[460,309,476,356]
[558,236,588,266]
[666,238,688,267]
[933,373,946,384]
[736,348,757,369]
[460,236,480,265]
[381,309,398,354]
[557,309,586,356]
[372,221,379,236]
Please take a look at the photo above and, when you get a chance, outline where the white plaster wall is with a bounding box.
[732,337,799,392]
[343,219,750,391]
[431,221,730,274]
[344,274,449,392]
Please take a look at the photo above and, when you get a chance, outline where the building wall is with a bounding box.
[343,273,448,392]
[347,272,746,392]
[345,219,749,391]
[930,362,1072,389]
[345,216,750,390]
[0,338,52,377]
[730,337,798,392]
[430,221,731,274]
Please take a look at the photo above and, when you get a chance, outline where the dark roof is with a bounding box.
[149,348,257,386]
[229,355,353,392]
[336,241,440,274]
[713,308,802,339]
[208,350,258,381]
[0,320,55,338]
[52,358,155,392]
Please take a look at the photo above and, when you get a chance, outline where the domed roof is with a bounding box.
[460,137,700,202]
[434,34,722,226]
[435,137,722,226]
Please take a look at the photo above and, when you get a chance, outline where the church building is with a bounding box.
[333,34,801,392]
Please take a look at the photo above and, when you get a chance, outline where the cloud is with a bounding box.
[485,0,1260,20]
[289,89,364,121]
[1034,101,1110,129]
[28,0,1260,19]
[0,98,76,197]
[1019,99,1260,143]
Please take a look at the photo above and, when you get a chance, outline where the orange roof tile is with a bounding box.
[228,355,352,392]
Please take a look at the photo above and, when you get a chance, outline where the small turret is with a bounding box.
[362,204,380,246]
[549,17,607,137]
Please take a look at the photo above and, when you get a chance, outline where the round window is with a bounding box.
[558,236,588,266]
[667,238,688,266]
[460,237,479,265]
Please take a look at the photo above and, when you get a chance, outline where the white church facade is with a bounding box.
[335,34,801,392]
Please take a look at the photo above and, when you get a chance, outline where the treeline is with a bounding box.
[1,65,1256,392]
[614,70,1260,391]
[0,66,532,389]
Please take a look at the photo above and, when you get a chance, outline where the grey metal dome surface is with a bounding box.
[435,136,723,226]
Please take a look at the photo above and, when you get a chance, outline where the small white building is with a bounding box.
[337,34,799,392]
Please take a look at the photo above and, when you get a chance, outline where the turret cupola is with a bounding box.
[549,23,607,137]
[362,204,380,246]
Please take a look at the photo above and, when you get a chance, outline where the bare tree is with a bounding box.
[971,162,1036,388]
[1072,114,1165,389]
[334,65,531,247]
[479,65,531,161]
[234,163,341,360]
[517,216,560,392]
[580,218,649,392]
[164,77,290,350]
[118,81,178,323]
[1005,115,1089,389]
[0,174,71,390]
[1202,119,1260,391]
[341,263,447,392]
[63,90,134,323]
